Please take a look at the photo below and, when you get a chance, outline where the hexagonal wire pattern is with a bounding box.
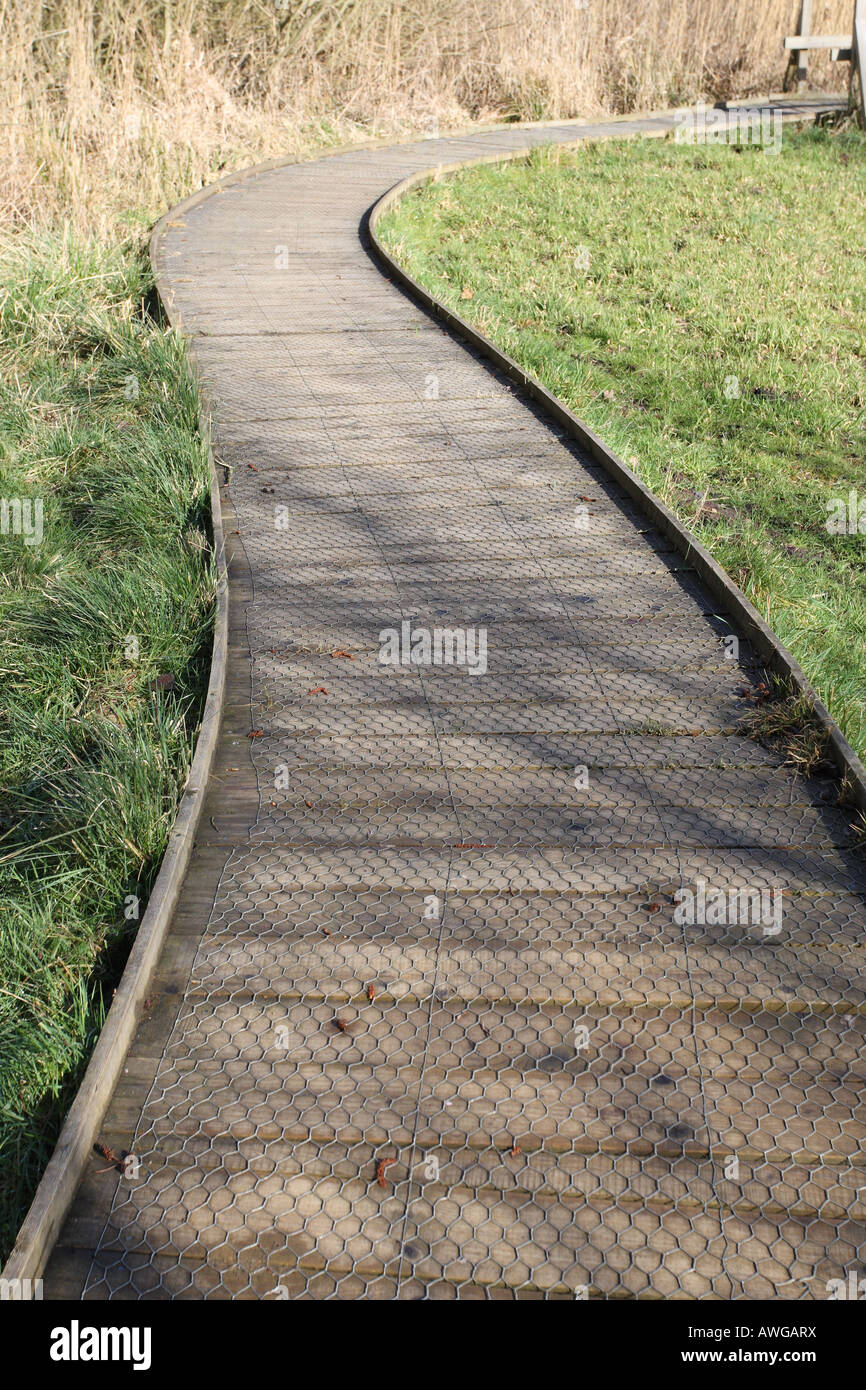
[82,127,866,1299]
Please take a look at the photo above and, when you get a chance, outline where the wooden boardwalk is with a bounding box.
[44,112,866,1300]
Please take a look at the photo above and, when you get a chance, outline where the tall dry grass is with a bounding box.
[0,0,855,235]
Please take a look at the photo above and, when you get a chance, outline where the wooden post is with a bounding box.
[850,0,866,124]
[784,0,814,91]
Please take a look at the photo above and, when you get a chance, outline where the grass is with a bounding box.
[0,229,216,1259]
[734,671,835,778]
[378,125,866,764]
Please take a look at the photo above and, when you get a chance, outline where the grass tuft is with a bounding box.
[0,229,215,1259]
[737,680,834,778]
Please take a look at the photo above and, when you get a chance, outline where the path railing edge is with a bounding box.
[367,154,866,816]
[0,221,230,1285]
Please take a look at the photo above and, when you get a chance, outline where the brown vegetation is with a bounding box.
[0,0,853,233]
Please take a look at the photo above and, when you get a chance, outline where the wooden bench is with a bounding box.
[784,0,864,123]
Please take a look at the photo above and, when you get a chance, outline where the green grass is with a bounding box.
[379,125,866,762]
[0,229,215,1258]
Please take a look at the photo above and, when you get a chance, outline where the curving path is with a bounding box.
[44,111,866,1300]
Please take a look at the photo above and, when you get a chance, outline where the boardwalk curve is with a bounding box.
[26,110,866,1300]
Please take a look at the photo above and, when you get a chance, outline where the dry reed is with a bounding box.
[0,1,854,233]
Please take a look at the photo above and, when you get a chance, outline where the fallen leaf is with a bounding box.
[308,686,328,695]
[149,673,175,693]
[248,729,264,739]
[376,1157,397,1188]
[460,287,474,300]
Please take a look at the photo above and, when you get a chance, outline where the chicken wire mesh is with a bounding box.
[77,131,866,1301]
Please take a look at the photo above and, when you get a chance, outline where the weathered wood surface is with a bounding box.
[42,109,866,1301]
[785,34,850,50]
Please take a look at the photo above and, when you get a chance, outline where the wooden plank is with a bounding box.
[784,0,813,91]
[797,0,813,91]
[784,33,850,49]
[853,5,866,123]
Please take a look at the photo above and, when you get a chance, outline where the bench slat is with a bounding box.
[784,34,852,49]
